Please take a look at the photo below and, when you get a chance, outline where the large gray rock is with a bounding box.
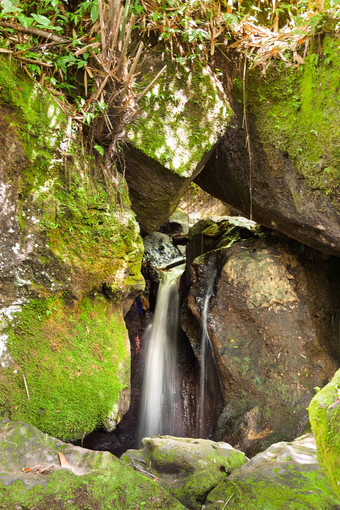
[182,236,339,455]
[121,435,248,510]
[143,232,182,269]
[0,419,185,510]
[205,434,340,509]
[122,45,232,234]
[196,36,340,256]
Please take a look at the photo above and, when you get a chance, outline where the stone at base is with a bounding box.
[205,434,340,509]
[0,419,186,510]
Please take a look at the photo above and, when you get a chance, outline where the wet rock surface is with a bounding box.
[205,434,340,509]
[0,419,186,510]
[185,217,258,269]
[182,235,339,455]
[143,232,183,269]
[121,435,248,510]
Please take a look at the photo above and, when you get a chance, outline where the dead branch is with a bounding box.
[15,55,54,67]
[137,64,167,101]
[0,21,69,43]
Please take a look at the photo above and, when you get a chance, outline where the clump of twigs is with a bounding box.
[135,0,339,72]
[0,0,165,150]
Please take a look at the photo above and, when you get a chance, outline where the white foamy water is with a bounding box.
[138,265,184,443]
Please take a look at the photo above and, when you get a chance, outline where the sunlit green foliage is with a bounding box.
[0,0,338,141]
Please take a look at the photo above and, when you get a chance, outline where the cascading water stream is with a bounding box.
[138,265,184,443]
[197,271,216,437]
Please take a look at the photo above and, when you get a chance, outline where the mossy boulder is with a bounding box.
[0,56,144,440]
[0,419,186,510]
[121,435,248,510]
[309,369,340,498]
[196,35,340,255]
[123,46,232,233]
[1,296,133,441]
[205,434,340,509]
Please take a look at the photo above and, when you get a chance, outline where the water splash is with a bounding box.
[138,265,184,443]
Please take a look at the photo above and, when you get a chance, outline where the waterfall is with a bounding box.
[197,271,216,437]
[138,265,184,443]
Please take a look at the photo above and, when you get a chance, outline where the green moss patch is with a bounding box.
[0,55,144,300]
[127,62,231,177]
[246,36,340,201]
[122,436,248,510]
[309,369,340,499]
[0,296,130,441]
[0,420,186,510]
[205,435,340,509]
[0,55,66,152]
[26,161,144,298]
[0,54,144,440]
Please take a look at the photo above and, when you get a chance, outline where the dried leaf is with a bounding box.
[58,452,72,469]
[294,52,305,65]
[36,465,55,475]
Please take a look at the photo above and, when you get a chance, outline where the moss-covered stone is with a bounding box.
[122,435,248,510]
[186,217,261,267]
[196,35,340,255]
[309,369,340,499]
[0,419,186,510]
[246,36,340,201]
[0,56,66,150]
[1,296,131,441]
[0,56,144,440]
[127,61,231,177]
[122,49,233,234]
[205,434,340,509]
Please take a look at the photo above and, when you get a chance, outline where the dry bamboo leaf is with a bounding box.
[58,452,72,469]
[84,69,88,97]
[328,399,340,409]
[36,465,55,475]
[125,40,144,90]
[296,36,307,47]
[98,0,107,62]
[137,64,167,101]
[303,38,310,58]
[294,52,305,64]
[84,65,94,79]
[273,15,279,33]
